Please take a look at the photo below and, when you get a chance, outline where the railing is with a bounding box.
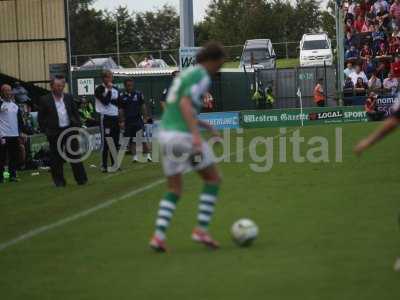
[71,41,303,68]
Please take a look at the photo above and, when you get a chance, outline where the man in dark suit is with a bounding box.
[38,76,88,187]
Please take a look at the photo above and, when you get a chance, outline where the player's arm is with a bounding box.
[118,95,125,129]
[354,116,400,155]
[180,96,202,152]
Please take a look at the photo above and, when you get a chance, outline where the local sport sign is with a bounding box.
[179,47,201,70]
[240,106,368,128]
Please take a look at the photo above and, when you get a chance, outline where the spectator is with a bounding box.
[363,55,375,78]
[388,36,400,55]
[365,93,385,121]
[344,61,354,78]
[373,0,390,15]
[265,87,275,110]
[391,55,400,77]
[344,77,355,97]
[376,42,389,57]
[344,32,355,51]
[360,0,372,17]
[313,79,325,107]
[348,0,357,17]
[349,65,368,85]
[368,72,383,90]
[345,45,359,60]
[372,25,386,52]
[139,57,152,68]
[12,82,30,104]
[376,61,390,81]
[383,72,399,94]
[354,15,366,32]
[345,18,355,34]
[79,98,97,127]
[392,29,400,38]
[360,44,373,59]
[355,77,368,95]
[0,84,25,183]
[391,0,400,29]
[203,92,215,112]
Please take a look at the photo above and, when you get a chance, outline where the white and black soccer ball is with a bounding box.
[231,219,259,247]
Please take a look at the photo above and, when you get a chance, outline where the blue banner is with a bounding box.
[198,112,240,129]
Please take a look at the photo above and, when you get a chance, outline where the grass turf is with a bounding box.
[0,123,399,300]
[223,58,299,69]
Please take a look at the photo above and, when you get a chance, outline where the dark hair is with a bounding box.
[124,78,134,85]
[50,75,66,85]
[196,42,226,64]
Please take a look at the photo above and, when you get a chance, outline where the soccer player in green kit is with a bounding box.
[150,42,226,252]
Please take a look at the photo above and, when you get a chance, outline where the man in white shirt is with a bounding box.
[383,72,399,94]
[0,84,24,183]
[349,65,368,85]
[94,70,121,173]
[38,76,88,187]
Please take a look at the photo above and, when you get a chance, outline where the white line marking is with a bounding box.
[0,128,297,252]
[0,178,166,252]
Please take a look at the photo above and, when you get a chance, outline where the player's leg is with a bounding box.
[125,125,138,163]
[150,174,182,252]
[143,124,153,162]
[100,116,109,172]
[192,143,222,249]
[143,140,152,162]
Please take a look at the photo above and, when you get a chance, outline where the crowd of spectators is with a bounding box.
[342,0,400,97]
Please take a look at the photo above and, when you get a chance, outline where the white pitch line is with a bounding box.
[0,178,166,252]
[0,128,298,252]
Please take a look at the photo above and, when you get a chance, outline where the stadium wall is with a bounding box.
[0,0,69,90]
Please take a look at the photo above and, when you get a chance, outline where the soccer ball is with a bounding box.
[231,219,259,247]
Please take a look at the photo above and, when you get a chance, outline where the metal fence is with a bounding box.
[71,41,302,68]
[256,65,337,109]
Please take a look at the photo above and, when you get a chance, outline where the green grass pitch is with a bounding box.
[0,123,399,300]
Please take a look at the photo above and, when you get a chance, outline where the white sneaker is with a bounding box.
[147,154,153,162]
[132,155,138,163]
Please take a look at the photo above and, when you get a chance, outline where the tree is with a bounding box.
[136,5,179,50]
[198,0,322,46]
[321,1,336,40]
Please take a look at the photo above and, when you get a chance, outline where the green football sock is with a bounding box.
[154,192,180,240]
[197,183,220,231]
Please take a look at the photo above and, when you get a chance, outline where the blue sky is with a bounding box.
[94,0,211,22]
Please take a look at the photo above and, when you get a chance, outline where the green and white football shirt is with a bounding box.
[161,65,211,133]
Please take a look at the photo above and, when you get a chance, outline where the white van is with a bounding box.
[299,33,333,67]
[239,39,276,69]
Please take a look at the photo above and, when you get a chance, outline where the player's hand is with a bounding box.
[354,139,370,156]
[119,122,125,130]
[192,133,202,154]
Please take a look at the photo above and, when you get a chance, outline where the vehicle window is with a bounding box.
[242,49,271,64]
[302,40,329,50]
